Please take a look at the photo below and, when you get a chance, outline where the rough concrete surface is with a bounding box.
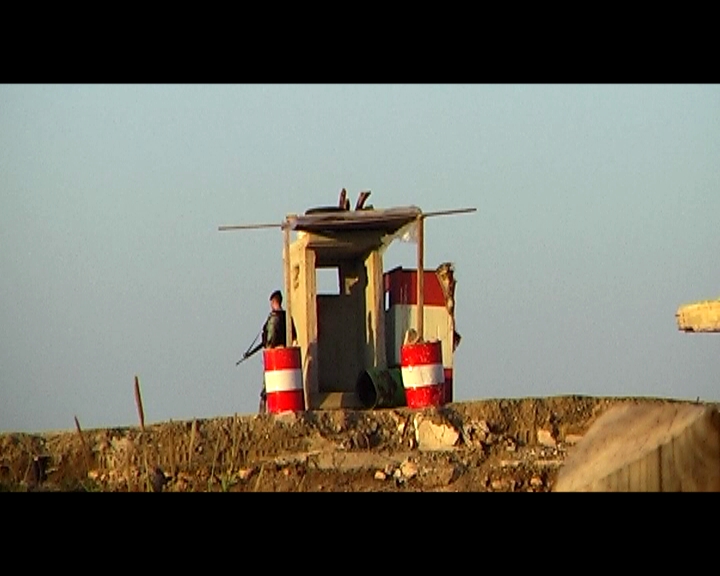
[0,396,712,492]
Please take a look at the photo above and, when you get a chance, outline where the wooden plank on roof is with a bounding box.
[287,206,422,234]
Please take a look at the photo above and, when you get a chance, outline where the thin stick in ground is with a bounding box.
[74,416,92,475]
[188,420,197,468]
[210,433,222,488]
[254,464,265,492]
[229,414,239,476]
[134,375,145,431]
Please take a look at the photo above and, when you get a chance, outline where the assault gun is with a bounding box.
[236,331,263,365]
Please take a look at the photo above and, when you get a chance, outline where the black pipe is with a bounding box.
[356,367,406,409]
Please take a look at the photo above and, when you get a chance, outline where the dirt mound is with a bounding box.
[0,396,704,492]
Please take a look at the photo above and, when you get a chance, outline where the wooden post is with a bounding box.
[283,220,293,347]
[74,415,92,474]
[134,375,145,431]
[416,215,424,341]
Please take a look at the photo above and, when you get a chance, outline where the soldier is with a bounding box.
[263,290,296,350]
[241,290,297,413]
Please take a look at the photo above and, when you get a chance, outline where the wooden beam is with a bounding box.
[283,221,293,348]
[416,215,424,340]
[421,207,477,219]
[217,207,475,233]
[218,223,282,231]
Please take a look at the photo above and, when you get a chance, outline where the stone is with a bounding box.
[537,429,556,448]
[414,418,460,451]
[374,471,387,481]
[460,423,485,446]
[237,468,254,481]
[400,460,418,480]
[490,479,505,491]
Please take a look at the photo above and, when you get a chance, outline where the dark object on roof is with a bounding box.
[338,188,349,210]
[355,190,371,210]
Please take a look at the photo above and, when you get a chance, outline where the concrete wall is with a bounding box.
[289,232,387,403]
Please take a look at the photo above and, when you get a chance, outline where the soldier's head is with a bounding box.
[269,290,283,310]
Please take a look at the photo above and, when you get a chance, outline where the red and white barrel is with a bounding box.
[263,347,305,413]
[384,268,455,407]
[400,340,446,409]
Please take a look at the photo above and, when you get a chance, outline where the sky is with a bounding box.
[1,84,719,434]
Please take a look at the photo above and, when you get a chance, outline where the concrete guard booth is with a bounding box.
[286,204,468,411]
[220,197,474,412]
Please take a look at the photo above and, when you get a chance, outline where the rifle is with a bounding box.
[236,331,263,365]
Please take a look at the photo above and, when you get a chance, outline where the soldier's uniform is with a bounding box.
[258,309,297,413]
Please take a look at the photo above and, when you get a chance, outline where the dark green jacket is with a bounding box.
[263,310,297,348]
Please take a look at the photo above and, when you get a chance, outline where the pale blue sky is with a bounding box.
[1,84,718,433]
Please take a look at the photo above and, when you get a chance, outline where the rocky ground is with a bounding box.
[0,395,705,492]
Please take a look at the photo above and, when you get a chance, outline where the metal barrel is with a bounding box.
[400,340,446,409]
[263,346,305,413]
[356,367,406,409]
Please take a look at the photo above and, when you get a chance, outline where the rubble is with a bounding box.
[400,460,418,480]
[490,479,505,491]
[537,429,557,448]
[0,396,704,492]
[414,416,460,451]
[461,419,489,446]
[237,468,254,480]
